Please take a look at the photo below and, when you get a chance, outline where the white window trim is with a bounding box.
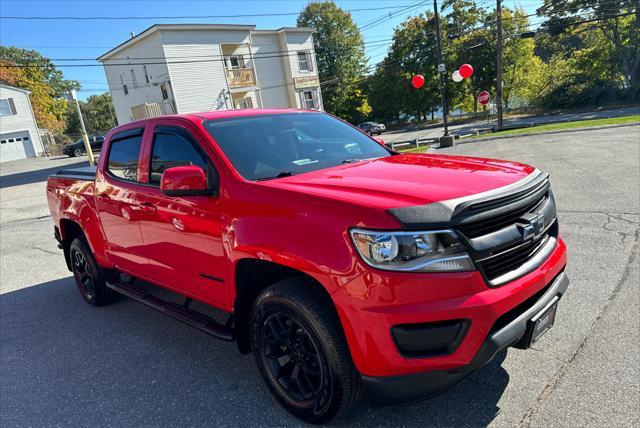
[234,97,254,109]
[297,51,313,73]
[0,98,17,116]
[225,55,245,70]
[299,89,319,110]
[119,73,129,95]
[143,65,150,84]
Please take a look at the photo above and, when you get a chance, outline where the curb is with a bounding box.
[453,122,640,145]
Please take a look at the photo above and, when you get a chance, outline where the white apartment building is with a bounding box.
[98,24,323,124]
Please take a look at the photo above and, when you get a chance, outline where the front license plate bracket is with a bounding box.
[524,296,559,347]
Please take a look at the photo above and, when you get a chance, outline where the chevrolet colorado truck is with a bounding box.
[47,109,568,424]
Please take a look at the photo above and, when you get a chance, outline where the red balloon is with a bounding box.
[411,74,425,89]
[459,64,474,78]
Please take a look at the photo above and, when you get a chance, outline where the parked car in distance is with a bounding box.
[63,135,105,157]
[47,109,568,424]
[357,121,386,135]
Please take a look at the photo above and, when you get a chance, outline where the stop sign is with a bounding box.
[478,91,491,105]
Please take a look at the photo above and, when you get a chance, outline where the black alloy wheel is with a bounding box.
[69,237,113,306]
[71,246,96,303]
[260,312,328,408]
[250,279,361,424]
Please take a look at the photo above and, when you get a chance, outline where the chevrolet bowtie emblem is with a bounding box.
[518,212,545,241]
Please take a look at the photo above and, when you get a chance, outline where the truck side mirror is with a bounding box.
[161,166,210,196]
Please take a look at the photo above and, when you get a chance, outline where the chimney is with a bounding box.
[130,31,136,38]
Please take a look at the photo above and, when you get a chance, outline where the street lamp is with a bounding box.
[67,90,95,166]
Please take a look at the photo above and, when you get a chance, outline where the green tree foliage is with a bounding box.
[65,93,117,137]
[297,1,369,123]
[365,0,637,121]
[537,0,639,102]
[371,14,441,122]
[0,46,80,133]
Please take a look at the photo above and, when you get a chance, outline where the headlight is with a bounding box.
[350,228,474,272]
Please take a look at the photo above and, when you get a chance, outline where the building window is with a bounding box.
[160,83,170,101]
[225,55,245,69]
[234,97,253,109]
[0,98,17,116]
[130,69,138,88]
[300,89,319,110]
[119,73,129,95]
[143,65,150,84]
[297,51,313,72]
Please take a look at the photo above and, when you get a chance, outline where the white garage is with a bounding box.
[0,84,44,163]
[0,130,36,162]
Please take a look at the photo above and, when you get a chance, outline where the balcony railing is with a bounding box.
[227,68,256,88]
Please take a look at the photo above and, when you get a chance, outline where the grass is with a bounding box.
[468,114,640,140]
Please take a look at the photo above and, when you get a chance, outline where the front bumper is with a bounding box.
[361,271,569,405]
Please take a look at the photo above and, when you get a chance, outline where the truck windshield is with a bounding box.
[203,112,390,181]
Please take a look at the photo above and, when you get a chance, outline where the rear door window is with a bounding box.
[107,130,143,182]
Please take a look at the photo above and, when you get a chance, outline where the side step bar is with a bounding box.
[106,280,234,342]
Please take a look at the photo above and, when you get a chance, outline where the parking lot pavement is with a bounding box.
[381,106,640,143]
[1,126,639,427]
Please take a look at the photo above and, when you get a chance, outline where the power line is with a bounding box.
[359,1,428,32]
[1,11,632,70]
[0,4,421,20]
[3,38,395,62]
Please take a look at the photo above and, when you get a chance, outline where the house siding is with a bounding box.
[0,85,44,161]
[102,31,171,124]
[162,29,251,113]
[251,33,291,108]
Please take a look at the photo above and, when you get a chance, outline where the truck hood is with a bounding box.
[266,154,535,210]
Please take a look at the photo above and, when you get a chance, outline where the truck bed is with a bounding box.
[50,165,96,181]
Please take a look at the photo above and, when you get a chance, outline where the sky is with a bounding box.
[0,0,540,100]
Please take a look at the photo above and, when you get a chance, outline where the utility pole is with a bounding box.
[496,0,504,130]
[433,0,450,138]
[69,90,96,166]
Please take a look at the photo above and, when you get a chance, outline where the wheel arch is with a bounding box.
[58,218,86,271]
[233,258,341,354]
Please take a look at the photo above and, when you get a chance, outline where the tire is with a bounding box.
[367,130,373,136]
[69,237,113,306]
[73,147,84,157]
[250,278,361,424]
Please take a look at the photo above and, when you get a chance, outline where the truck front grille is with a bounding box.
[456,194,547,238]
[454,175,558,286]
[477,232,551,281]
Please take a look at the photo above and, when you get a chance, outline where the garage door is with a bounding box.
[0,130,35,162]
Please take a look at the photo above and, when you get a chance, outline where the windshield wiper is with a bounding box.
[255,171,297,181]
[341,159,364,164]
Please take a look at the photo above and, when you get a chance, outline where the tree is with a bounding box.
[368,13,442,123]
[297,1,369,122]
[442,0,497,114]
[502,8,546,109]
[538,0,639,96]
[0,46,79,133]
[65,93,117,137]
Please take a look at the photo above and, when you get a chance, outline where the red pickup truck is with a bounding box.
[47,109,568,424]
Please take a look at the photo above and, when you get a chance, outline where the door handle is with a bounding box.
[131,202,156,214]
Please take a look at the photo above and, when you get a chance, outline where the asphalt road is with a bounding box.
[382,106,640,143]
[1,126,639,427]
